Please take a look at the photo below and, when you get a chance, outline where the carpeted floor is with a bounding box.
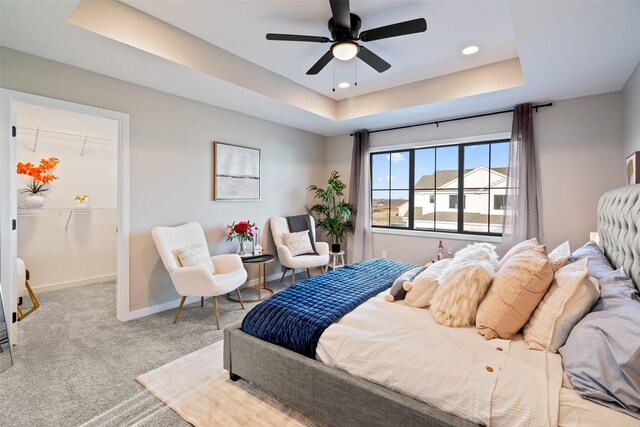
[0,274,307,426]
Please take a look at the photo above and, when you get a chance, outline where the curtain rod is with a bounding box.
[350,103,553,136]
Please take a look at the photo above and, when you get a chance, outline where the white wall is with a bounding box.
[327,92,624,263]
[623,62,640,157]
[1,47,327,312]
[16,103,118,290]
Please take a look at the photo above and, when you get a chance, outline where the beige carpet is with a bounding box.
[137,341,325,427]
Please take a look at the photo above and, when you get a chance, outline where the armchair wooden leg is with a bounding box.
[306,268,311,278]
[235,289,245,310]
[201,297,204,307]
[280,268,289,283]
[291,269,295,285]
[173,296,186,324]
[213,296,220,330]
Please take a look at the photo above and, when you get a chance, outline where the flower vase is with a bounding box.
[23,194,45,209]
[238,239,251,256]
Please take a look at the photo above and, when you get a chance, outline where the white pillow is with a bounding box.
[523,258,600,352]
[548,241,571,272]
[283,230,314,256]
[176,244,215,274]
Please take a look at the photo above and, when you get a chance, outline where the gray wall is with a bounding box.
[623,62,640,157]
[1,47,327,312]
[327,92,624,263]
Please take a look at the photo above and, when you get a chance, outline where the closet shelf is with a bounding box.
[17,208,117,217]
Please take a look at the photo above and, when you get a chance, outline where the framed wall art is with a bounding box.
[626,151,640,185]
[213,142,261,201]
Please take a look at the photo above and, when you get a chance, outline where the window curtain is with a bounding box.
[500,103,540,255]
[346,130,373,263]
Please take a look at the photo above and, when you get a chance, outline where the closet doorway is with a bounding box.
[0,90,130,345]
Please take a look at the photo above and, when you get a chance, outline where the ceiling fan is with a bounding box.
[266,0,427,75]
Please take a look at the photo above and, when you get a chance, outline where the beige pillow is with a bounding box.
[403,259,452,308]
[476,249,554,340]
[283,230,314,256]
[497,238,546,270]
[176,244,215,273]
[548,241,571,272]
[523,259,600,352]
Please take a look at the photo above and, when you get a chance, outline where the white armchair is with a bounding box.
[270,215,329,285]
[151,222,247,329]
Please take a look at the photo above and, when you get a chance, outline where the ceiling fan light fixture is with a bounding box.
[462,45,479,55]
[338,82,350,89]
[332,42,359,61]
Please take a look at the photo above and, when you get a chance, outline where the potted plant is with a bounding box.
[17,157,60,209]
[74,194,90,208]
[307,170,356,253]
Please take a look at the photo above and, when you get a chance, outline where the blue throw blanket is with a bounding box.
[241,258,418,357]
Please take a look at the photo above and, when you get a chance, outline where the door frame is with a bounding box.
[0,89,130,344]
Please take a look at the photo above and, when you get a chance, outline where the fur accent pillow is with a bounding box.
[283,230,314,256]
[497,238,546,270]
[176,244,215,274]
[429,243,498,327]
[402,259,452,307]
[476,249,554,340]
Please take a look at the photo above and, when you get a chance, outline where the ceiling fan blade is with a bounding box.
[359,18,427,42]
[357,46,391,73]
[330,0,351,30]
[266,33,330,43]
[307,50,334,75]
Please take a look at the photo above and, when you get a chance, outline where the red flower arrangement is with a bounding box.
[225,220,257,242]
[16,157,60,194]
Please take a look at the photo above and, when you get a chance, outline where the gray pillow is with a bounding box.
[559,269,640,419]
[571,240,614,279]
[387,266,427,301]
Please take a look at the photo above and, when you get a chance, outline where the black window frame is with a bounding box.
[370,138,511,237]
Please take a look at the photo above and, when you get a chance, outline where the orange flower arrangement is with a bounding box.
[17,157,60,195]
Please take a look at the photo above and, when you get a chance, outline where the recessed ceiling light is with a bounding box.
[338,82,350,89]
[462,45,479,55]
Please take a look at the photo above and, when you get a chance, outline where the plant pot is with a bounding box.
[331,243,341,253]
[23,194,45,209]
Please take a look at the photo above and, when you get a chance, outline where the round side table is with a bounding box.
[229,253,275,302]
[328,251,345,270]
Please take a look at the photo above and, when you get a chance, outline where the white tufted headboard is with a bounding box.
[597,184,640,288]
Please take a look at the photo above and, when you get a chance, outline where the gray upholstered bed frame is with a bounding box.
[224,184,640,426]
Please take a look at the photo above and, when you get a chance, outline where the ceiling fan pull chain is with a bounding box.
[355,59,358,86]
[332,59,336,92]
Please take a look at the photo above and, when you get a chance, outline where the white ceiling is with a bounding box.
[1,1,639,137]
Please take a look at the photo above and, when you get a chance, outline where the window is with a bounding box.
[370,139,511,236]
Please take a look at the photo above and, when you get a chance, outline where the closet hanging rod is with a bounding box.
[349,103,553,136]
[16,126,117,143]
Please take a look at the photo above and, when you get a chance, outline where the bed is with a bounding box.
[223,184,640,426]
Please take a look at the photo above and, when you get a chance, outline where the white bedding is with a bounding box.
[316,292,565,427]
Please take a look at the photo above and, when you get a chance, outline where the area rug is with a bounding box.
[137,341,324,426]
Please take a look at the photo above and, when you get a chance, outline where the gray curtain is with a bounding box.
[499,103,540,255]
[346,130,373,263]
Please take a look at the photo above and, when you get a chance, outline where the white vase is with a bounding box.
[23,194,45,209]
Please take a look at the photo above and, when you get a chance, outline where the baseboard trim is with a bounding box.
[31,274,117,294]
[125,272,283,321]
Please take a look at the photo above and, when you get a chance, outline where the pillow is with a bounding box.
[385,265,427,302]
[497,238,546,270]
[559,269,640,419]
[523,258,600,352]
[476,249,554,340]
[176,244,215,273]
[571,240,615,279]
[430,243,498,327]
[402,259,452,308]
[283,230,314,256]
[548,241,571,272]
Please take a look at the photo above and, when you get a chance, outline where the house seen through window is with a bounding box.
[370,139,511,236]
